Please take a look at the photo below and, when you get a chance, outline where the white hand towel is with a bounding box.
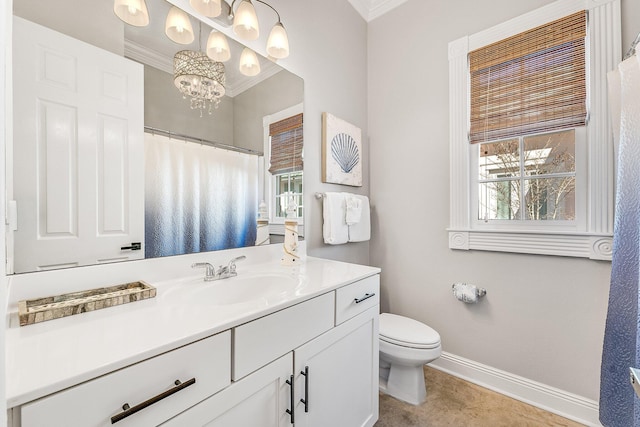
[344,194,363,225]
[348,195,370,242]
[323,192,349,245]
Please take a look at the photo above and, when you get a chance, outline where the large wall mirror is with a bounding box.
[9,0,304,274]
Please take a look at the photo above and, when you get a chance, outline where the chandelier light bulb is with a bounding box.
[165,6,195,44]
[239,47,261,76]
[206,30,231,62]
[114,0,149,26]
[189,0,222,18]
[233,0,259,41]
[266,22,289,59]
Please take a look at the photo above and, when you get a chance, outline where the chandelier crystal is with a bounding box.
[173,50,226,115]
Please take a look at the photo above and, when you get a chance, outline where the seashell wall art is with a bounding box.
[322,112,363,186]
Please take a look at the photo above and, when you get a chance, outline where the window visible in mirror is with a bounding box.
[274,172,303,219]
[264,104,304,231]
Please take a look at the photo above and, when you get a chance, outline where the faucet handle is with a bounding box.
[192,262,216,281]
[228,255,246,274]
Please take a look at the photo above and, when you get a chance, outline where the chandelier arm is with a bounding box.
[254,0,282,24]
[228,0,238,19]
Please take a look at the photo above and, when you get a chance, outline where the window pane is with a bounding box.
[478,180,520,220]
[523,130,575,176]
[524,177,575,220]
[479,139,520,180]
[290,172,303,193]
[274,172,304,218]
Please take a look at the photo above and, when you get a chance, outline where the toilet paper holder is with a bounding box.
[452,283,486,303]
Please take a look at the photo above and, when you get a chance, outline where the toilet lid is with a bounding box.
[380,313,441,349]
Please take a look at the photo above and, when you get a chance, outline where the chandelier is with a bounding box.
[173,50,226,116]
[114,0,290,114]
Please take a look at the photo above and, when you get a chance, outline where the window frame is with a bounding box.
[262,103,304,236]
[448,0,619,260]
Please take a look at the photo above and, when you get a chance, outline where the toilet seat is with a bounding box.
[380,313,441,349]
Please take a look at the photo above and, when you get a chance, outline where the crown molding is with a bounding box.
[347,0,409,22]
[124,39,281,97]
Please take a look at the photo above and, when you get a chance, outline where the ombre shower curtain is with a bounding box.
[144,133,259,258]
[600,53,640,426]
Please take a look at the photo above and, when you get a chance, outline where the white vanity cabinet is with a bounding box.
[293,306,379,427]
[18,331,231,427]
[294,274,379,427]
[8,269,380,427]
[164,275,380,427]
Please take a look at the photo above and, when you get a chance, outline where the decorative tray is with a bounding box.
[18,281,157,326]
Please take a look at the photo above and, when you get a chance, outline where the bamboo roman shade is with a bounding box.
[468,11,587,144]
[269,113,303,174]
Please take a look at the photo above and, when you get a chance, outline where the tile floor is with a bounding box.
[375,367,586,427]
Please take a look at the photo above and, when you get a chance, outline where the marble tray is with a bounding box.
[18,281,157,326]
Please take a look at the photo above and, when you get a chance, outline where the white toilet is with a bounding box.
[379,313,442,405]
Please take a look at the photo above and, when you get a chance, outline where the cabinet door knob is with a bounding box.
[110,378,196,424]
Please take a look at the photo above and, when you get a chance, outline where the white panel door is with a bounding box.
[12,17,144,273]
[294,307,379,427]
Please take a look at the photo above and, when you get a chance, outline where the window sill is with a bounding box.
[447,229,612,261]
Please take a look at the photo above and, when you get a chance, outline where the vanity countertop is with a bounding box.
[5,255,380,408]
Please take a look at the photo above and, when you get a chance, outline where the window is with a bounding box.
[263,104,304,235]
[448,0,619,260]
[477,130,577,222]
[274,171,303,218]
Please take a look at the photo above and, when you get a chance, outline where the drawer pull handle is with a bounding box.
[110,378,196,424]
[300,366,309,413]
[354,293,375,304]
[286,375,295,424]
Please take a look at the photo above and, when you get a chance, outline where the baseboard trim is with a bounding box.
[430,352,602,427]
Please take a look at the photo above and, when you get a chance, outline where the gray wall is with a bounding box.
[13,0,123,55]
[144,65,235,146]
[267,0,370,264]
[234,71,304,153]
[368,0,639,401]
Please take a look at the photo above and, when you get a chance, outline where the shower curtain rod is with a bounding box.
[624,31,640,60]
[144,126,264,157]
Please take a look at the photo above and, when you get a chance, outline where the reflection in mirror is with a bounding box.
[10,0,303,274]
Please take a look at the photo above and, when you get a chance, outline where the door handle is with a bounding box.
[354,293,375,304]
[111,378,196,424]
[121,242,141,251]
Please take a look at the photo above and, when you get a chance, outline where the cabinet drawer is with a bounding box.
[233,292,334,380]
[335,275,380,325]
[21,331,231,427]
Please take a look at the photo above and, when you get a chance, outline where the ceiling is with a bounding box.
[347,0,409,22]
[123,0,408,94]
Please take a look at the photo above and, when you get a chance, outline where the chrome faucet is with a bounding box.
[191,256,246,281]
[191,262,216,281]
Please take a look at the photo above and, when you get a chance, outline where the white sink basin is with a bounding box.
[195,274,300,305]
[162,273,302,306]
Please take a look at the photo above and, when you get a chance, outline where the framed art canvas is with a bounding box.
[322,112,362,187]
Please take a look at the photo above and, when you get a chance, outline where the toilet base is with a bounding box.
[379,363,427,405]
